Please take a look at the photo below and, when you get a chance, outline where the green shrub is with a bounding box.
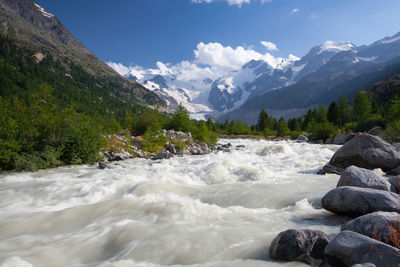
[385,121,400,142]
[355,117,387,132]
[309,122,337,141]
[192,123,218,146]
[171,140,188,152]
[140,121,168,153]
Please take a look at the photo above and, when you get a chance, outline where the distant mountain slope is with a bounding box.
[217,31,400,124]
[0,0,162,106]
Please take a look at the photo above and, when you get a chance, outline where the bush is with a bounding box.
[192,123,218,146]
[355,117,387,132]
[309,122,337,141]
[171,140,188,152]
[140,121,168,153]
[385,121,400,142]
[58,107,105,165]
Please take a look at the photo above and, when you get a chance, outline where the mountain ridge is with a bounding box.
[0,0,163,106]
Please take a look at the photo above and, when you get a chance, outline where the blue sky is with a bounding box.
[37,0,400,70]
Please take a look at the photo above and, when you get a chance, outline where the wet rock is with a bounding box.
[152,151,173,160]
[321,133,400,174]
[332,133,355,145]
[341,211,400,248]
[188,142,210,155]
[104,151,132,161]
[321,186,400,217]
[98,162,111,169]
[296,135,308,143]
[337,165,396,192]
[325,138,332,144]
[318,163,343,175]
[324,231,400,267]
[269,229,330,266]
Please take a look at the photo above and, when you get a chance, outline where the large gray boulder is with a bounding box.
[322,133,400,174]
[269,229,330,266]
[337,166,396,192]
[341,211,400,248]
[332,133,355,145]
[324,231,400,266]
[321,186,400,217]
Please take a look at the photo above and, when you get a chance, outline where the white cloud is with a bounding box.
[291,8,299,14]
[191,0,270,7]
[260,41,278,51]
[107,41,295,91]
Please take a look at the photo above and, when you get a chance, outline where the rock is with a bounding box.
[152,151,173,160]
[318,163,343,175]
[337,165,396,192]
[322,133,400,173]
[324,231,400,267]
[332,133,355,145]
[296,135,309,143]
[166,142,177,154]
[188,142,210,155]
[392,142,400,152]
[113,152,132,161]
[351,264,376,267]
[387,165,400,175]
[367,127,383,136]
[321,186,400,217]
[341,211,400,248]
[98,162,111,169]
[388,177,400,193]
[269,229,330,266]
[103,151,133,162]
[325,138,332,144]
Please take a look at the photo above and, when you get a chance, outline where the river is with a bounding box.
[0,139,343,267]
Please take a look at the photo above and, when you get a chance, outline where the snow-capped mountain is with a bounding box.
[108,31,400,122]
[208,41,355,112]
[126,72,214,118]
[217,31,400,124]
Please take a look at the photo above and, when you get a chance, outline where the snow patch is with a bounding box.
[34,3,54,18]
[318,41,354,55]
[291,63,306,73]
[352,56,378,63]
[380,36,400,44]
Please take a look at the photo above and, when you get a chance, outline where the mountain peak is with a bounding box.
[318,41,355,55]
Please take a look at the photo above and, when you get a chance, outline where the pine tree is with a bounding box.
[353,91,372,122]
[327,102,339,125]
[257,109,269,131]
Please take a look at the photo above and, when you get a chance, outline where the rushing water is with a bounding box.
[0,139,344,267]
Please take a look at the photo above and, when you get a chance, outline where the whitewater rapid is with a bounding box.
[0,139,343,267]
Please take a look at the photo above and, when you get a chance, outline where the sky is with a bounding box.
[36,0,400,80]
